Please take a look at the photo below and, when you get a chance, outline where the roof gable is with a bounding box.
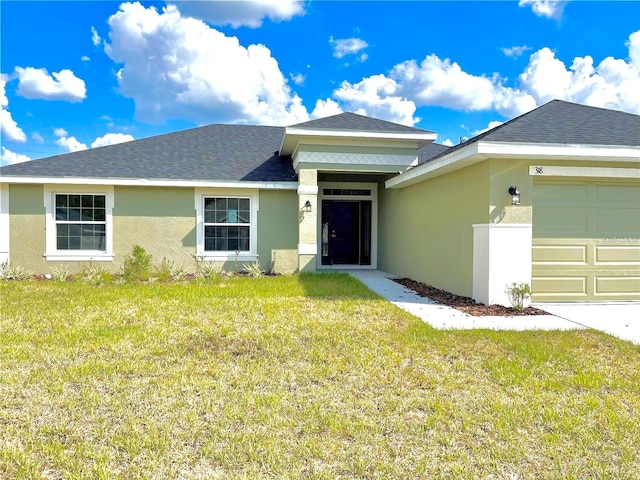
[290,112,434,134]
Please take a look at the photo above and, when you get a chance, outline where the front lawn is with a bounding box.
[1,274,639,479]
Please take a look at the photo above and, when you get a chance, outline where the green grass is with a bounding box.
[1,274,639,479]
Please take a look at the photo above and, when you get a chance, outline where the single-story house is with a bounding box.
[1,99,639,305]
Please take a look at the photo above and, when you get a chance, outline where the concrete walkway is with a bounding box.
[342,270,633,345]
[347,269,580,331]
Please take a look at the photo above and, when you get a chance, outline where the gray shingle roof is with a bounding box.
[0,124,297,182]
[421,100,640,164]
[418,142,451,164]
[291,112,434,134]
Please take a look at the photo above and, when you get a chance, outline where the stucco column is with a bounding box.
[297,169,318,272]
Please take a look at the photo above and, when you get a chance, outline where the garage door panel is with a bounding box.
[595,211,640,235]
[533,245,586,264]
[533,209,588,236]
[533,180,640,302]
[532,276,586,295]
[534,183,587,205]
[595,184,640,204]
[595,245,640,264]
[595,277,640,295]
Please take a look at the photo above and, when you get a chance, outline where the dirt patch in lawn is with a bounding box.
[393,278,548,317]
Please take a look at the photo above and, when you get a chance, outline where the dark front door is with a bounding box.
[321,200,372,266]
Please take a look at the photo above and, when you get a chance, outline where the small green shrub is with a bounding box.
[1,261,33,281]
[505,282,531,312]
[50,265,71,282]
[243,260,263,278]
[155,257,189,282]
[194,257,223,280]
[122,245,152,282]
[80,262,111,286]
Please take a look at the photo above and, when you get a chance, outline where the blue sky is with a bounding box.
[1,0,640,165]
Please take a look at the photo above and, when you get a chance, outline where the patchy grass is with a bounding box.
[1,274,639,479]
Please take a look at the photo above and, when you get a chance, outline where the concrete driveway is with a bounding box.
[537,303,640,344]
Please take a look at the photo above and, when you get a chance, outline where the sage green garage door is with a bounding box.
[532,179,640,302]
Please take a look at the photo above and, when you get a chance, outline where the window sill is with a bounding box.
[44,253,114,262]
[195,253,258,263]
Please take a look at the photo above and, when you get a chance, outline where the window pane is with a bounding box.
[82,195,93,207]
[69,208,81,221]
[69,195,81,208]
[94,224,105,234]
[228,239,239,251]
[239,226,250,239]
[56,195,67,207]
[94,196,105,208]
[70,224,82,236]
[94,209,105,222]
[57,224,69,236]
[215,238,227,251]
[228,198,239,210]
[228,227,239,238]
[239,198,250,210]
[238,210,250,223]
[205,238,215,251]
[81,236,95,250]
[204,211,216,224]
[214,211,226,223]
[57,237,69,249]
[204,198,216,210]
[56,207,68,221]
[215,198,227,211]
[239,238,249,251]
[81,208,94,221]
[69,236,81,250]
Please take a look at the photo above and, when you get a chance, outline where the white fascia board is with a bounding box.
[477,142,640,160]
[285,127,437,142]
[386,142,484,189]
[386,141,640,189]
[529,165,640,179]
[0,177,299,190]
[281,127,436,156]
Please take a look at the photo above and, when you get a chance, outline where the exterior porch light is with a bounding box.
[304,200,312,213]
[508,186,521,205]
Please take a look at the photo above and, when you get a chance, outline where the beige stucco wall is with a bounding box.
[7,184,300,275]
[378,161,490,297]
[113,186,196,269]
[297,169,318,272]
[257,189,298,274]
[8,184,47,272]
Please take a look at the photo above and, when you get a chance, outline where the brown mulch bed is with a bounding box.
[393,278,548,317]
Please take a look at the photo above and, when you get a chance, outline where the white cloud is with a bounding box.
[519,0,565,19]
[389,54,537,118]
[55,135,88,152]
[322,28,640,124]
[54,128,68,137]
[81,56,91,62]
[0,74,27,142]
[14,67,86,102]
[441,139,454,147]
[331,74,417,126]
[518,32,640,113]
[329,36,369,59]
[0,147,31,166]
[473,120,504,136]
[173,0,304,28]
[91,26,101,47]
[32,132,44,143]
[502,45,532,58]
[290,73,305,86]
[91,133,134,148]
[310,98,343,119]
[104,3,309,126]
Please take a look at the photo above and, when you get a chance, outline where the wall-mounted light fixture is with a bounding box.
[304,200,312,213]
[508,186,521,205]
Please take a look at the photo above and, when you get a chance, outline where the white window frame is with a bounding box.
[44,185,114,262]
[195,188,259,262]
